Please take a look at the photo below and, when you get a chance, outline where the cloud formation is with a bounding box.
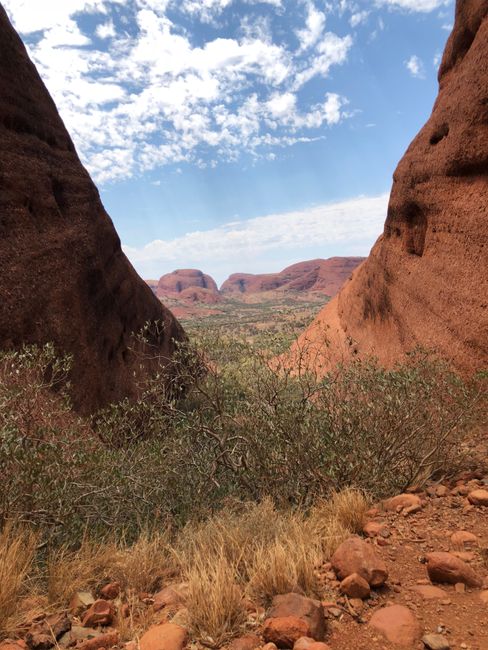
[123,193,389,280]
[3,0,451,185]
[405,54,425,78]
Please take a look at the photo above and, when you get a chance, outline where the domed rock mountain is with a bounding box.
[0,4,185,414]
[294,0,488,375]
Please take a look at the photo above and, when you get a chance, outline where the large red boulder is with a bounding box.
[292,0,488,376]
[0,6,185,414]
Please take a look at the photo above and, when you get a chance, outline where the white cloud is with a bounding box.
[293,32,353,89]
[123,193,388,280]
[350,10,369,27]
[3,0,353,184]
[433,51,442,68]
[296,3,326,51]
[375,0,451,11]
[96,20,116,39]
[405,54,425,79]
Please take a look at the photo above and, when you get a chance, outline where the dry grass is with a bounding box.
[185,554,246,647]
[2,488,369,643]
[47,538,119,605]
[113,530,176,594]
[0,523,38,638]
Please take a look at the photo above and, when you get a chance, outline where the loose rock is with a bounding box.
[266,594,325,641]
[369,605,421,647]
[467,489,488,506]
[82,600,115,628]
[331,536,388,587]
[339,573,370,599]
[425,552,483,587]
[422,633,450,650]
[139,624,188,650]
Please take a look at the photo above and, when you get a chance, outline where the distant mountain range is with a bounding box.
[146,257,365,305]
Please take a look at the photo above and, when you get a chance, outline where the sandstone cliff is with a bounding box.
[0,5,185,413]
[295,0,488,375]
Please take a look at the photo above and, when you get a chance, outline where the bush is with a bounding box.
[0,333,485,546]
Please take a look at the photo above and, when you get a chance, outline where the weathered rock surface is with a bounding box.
[221,258,364,297]
[467,489,488,506]
[369,605,421,647]
[155,269,221,304]
[0,6,185,414]
[331,537,388,587]
[139,624,187,650]
[263,594,326,647]
[293,0,488,375]
[425,551,483,587]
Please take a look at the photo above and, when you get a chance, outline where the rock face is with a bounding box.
[221,258,364,297]
[294,0,488,375]
[155,269,221,305]
[0,6,185,414]
[157,269,219,296]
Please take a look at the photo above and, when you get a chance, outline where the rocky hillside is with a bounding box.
[221,258,365,297]
[295,0,488,376]
[0,6,185,413]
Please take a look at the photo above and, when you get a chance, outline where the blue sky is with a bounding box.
[4,0,454,284]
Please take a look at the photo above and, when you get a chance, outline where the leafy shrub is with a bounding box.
[0,332,485,546]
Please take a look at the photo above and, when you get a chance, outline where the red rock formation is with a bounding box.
[155,269,221,304]
[221,258,364,297]
[157,269,218,295]
[0,6,185,414]
[295,0,488,375]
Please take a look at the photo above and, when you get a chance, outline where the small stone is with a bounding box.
[229,634,261,650]
[153,586,184,612]
[339,573,370,599]
[78,632,119,650]
[479,590,488,604]
[69,591,96,617]
[262,617,312,648]
[454,583,465,593]
[467,489,488,506]
[450,531,478,549]
[139,624,188,650]
[82,600,115,628]
[266,593,325,642]
[410,585,447,600]
[383,494,421,512]
[422,633,450,650]
[363,521,388,538]
[100,583,120,600]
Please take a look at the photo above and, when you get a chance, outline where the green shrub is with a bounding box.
[0,333,485,546]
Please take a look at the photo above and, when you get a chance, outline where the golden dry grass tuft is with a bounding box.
[47,538,119,605]
[0,523,38,638]
[185,554,246,647]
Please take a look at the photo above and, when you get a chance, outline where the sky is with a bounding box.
[4,0,454,285]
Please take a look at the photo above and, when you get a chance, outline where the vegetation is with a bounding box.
[0,320,485,642]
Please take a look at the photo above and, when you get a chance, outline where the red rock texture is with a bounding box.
[221,258,364,297]
[293,0,488,376]
[156,269,219,297]
[0,6,185,414]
